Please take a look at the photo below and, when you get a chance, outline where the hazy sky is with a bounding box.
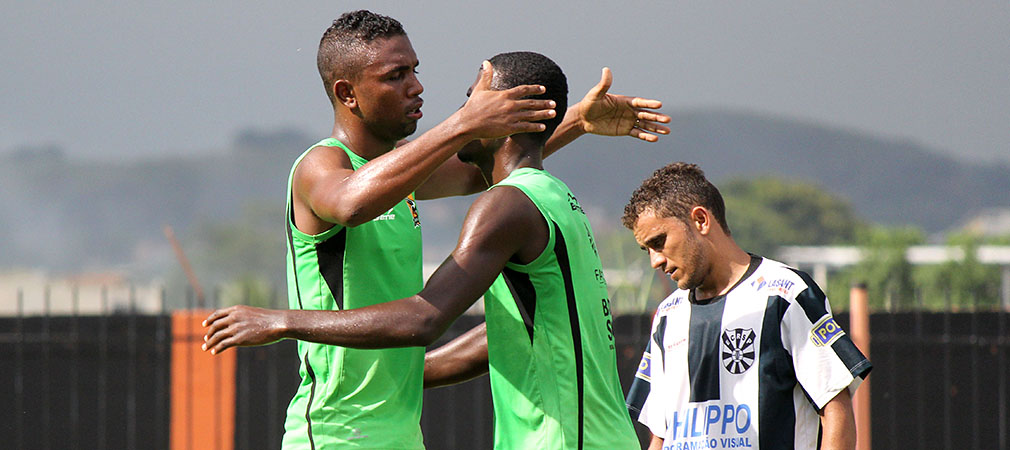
[3,1,1009,164]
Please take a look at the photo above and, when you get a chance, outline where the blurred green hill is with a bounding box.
[2,109,1007,275]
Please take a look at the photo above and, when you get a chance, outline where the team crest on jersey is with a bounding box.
[405,194,421,228]
[721,328,756,374]
[810,315,845,347]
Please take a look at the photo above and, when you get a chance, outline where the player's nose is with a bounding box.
[648,250,665,271]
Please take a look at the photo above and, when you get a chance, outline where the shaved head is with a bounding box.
[317,10,406,106]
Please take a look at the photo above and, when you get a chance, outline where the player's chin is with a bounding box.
[401,122,418,137]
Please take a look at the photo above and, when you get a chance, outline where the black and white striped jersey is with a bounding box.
[626,255,871,450]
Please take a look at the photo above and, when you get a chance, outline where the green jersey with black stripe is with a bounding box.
[282,138,425,449]
[484,167,639,449]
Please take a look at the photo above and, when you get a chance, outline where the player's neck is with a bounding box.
[490,138,543,184]
[696,239,752,299]
[330,119,397,161]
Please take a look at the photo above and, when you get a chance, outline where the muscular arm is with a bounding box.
[544,67,670,156]
[302,61,554,227]
[423,322,489,389]
[203,186,546,353]
[416,67,671,200]
[819,388,856,450]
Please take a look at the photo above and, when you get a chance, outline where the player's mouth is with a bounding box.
[406,100,423,120]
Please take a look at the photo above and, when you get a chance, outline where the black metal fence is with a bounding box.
[1,309,1008,449]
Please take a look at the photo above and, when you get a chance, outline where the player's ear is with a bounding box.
[334,79,356,109]
[691,206,710,234]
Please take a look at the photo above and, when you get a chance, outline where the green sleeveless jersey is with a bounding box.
[282,138,425,449]
[484,168,639,449]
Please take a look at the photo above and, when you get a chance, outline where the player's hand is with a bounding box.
[201,305,286,354]
[575,67,671,142]
[455,60,557,140]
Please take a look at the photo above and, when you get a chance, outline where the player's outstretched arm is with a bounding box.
[819,388,857,450]
[203,186,543,354]
[418,67,672,200]
[544,67,672,155]
[308,60,554,225]
[423,322,489,389]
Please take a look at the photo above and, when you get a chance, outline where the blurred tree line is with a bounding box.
[600,177,1009,313]
[181,178,1008,313]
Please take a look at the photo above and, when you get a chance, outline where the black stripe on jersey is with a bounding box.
[787,268,830,325]
[687,299,726,402]
[316,228,347,310]
[834,336,873,379]
[303,353,318,450]
[653,315,668,363]
[502,268,537,343]
[553,222,585,450]
[626,340,652,421]
[758,296,797,449]
[287,204,305,309]
[788,268,873,377]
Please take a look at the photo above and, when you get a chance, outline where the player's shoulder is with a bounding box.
[462,184,539,233]
[292,144,354,186]
[745,257,817,301]
[300,143,353,170]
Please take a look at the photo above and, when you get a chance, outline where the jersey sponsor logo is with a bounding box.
[658,294,686,313]
[721,328,755,374]
[750,276,795,296]
[373,207,396,221]
[666,337,686,351]
[810,315,845,347]
[636,352,652,381]
[663,437,753,450]
[669,403,752,441]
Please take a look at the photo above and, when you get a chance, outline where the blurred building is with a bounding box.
[0,269,163,316]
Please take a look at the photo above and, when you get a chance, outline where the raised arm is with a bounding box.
[416,67,672,200]
[202,186,545,353]
[545,67,671,155]
[304,60,555,226]
[423,322,489,389]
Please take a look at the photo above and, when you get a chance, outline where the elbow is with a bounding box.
[328,203,369,227]
[405,309,446,347]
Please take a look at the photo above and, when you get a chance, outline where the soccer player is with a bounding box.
[621,162,872,450]
[204,51,641,449]
[204,9,669,449]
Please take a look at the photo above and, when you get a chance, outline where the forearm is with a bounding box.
[647,433,664,450]
[326,115,474,224]
[819,389,857,450]
[281,297,447,348]
[424,322,489,389]
[543,104,587,158]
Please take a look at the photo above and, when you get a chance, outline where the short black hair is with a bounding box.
[317,10,406,106]
[622,162,731,234]
[487,51,568,146]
